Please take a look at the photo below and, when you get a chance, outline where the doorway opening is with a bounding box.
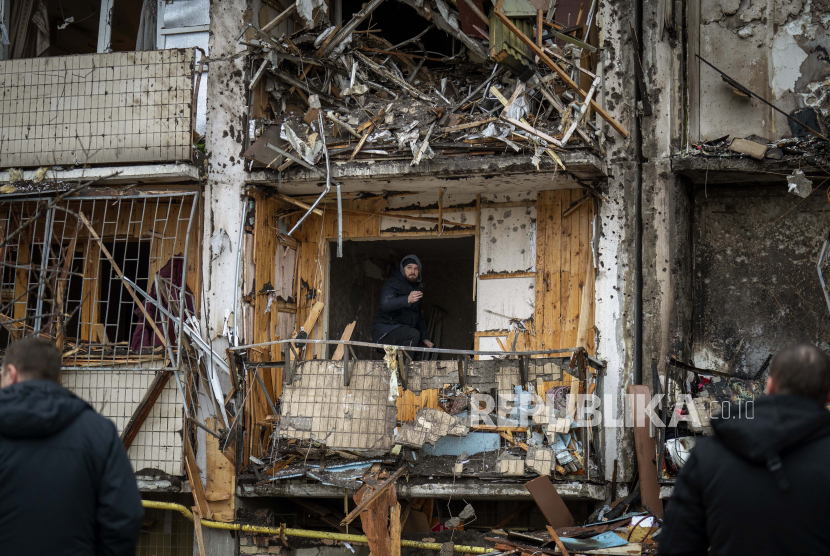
[327,237,476,360]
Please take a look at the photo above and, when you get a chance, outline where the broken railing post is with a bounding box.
[250,361,279,416]
[518,355,527,389]
[397,350,407,390]
[342,340,351,387]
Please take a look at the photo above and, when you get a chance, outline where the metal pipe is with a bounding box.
[582,0,597,41]
[287,183,330,237]
[141,501,490,553]
[633,0,644,386]
[34,207,55,332]
[121,276,232,378]
[232,199,250,347]
[229,338,605,368]
[318,111,342,258]
[177,194,199,366]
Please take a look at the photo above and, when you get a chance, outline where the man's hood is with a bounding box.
[399,254,423,283]
[712,394,830,468]
[0,380,89,439]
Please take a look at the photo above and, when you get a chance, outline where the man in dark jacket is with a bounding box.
[371,254,434,349]
[0,336,144,555]
[659,343,830,556]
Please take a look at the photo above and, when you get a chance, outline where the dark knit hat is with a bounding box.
[402,257,418,268]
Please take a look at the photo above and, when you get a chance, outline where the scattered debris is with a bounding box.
[787,168,813,197]
[728,137,767,160]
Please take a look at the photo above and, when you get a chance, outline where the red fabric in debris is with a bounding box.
[129,255,195,350]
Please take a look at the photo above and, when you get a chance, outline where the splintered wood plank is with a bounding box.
[192,506,207,556]
[250,190,281,457]
[576,199,595,354]
[577,189,592,348]
[13,229,31,322]
[557,190,572,349]
[332,320,356,360]
[566,189,582,349]
[533,192,547,349]
[301,300,325,335]
[525,476,575,528]
[184,432,212,519]
[391,503,402,556]
[121,370,173,449]
[206,418,236,522]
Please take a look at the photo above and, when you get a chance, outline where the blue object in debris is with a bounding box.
[559,531,629,551]
[421,433,501,456]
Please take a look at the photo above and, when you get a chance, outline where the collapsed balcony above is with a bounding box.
[243,0,625,183]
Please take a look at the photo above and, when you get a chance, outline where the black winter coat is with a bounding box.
[0,380,144,556]
[371,254,430,344]
[658,394,830,556]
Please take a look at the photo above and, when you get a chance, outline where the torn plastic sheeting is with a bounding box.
[397,130,420,150]
[420,432,500,456]
[559,532,629,551]
[281,123,324,165]
[305,469,364,489]
[505,94,529,121]
[369,129,392,143]
[297,0,326,28]
[480,122,522,152]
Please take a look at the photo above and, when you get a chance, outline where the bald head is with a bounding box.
[768,344,830,403]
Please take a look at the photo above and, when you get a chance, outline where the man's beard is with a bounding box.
[407,275,418,283]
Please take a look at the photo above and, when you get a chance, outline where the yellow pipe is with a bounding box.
[142,501,490,554]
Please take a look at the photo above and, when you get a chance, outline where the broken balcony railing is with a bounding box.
[0,190,199,370]
[229,338,605,482]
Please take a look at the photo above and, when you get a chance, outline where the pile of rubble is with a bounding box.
[242,0,628,175]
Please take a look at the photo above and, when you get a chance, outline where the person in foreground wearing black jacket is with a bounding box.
[0,336,144,556]
[659,343,830,556]
[371,254,435,350]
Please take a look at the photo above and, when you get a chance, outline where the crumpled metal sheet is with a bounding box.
[163,0,210,28]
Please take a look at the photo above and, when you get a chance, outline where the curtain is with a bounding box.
[135,0,158,51]
[10,0,50,59]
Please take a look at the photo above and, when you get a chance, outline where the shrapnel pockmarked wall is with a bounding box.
[0,49,195,168]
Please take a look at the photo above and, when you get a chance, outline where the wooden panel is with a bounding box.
[396,388,439,422]
[525,476,575,528]
[205,418,236,522]
[533,190,594,352]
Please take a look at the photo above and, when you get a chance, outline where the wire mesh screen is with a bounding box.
[0,50,195,168]
[136,505,195,556]
[0,191,199,368]
[62,366,184,475]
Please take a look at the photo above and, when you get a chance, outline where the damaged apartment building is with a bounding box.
[0,0,828,554]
